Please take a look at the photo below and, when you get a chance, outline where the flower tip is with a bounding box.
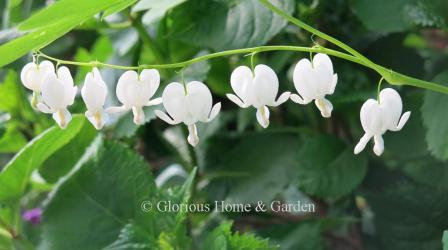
[256,106,270,129]
[132,107,145,125]
[187,136,199,147]
[187,124,199,147]
[321,110,331,118]
[373,147,384,156]
[260,120,269,128]
[315,98,333,118]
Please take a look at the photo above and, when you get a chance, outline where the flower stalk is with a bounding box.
[33,0,448,95]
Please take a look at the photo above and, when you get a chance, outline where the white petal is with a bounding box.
[20,60,55,92]
[146,97,163,106]
[162,82,188,123]
[226,94,248,108]
[313,54,335,95]
[312,53,334,75]
[36,102,54,114]
[253,64,278,107]
[85,110,108,130]
[329,74,338,95]
[82,68,108,112]
[230,66,254,105]
[272,91,291,106]
[360,99,383,135]
[57,67,77,107]
[290,93,310,105]
[52,109,72,129]
[208,102,221,122]
[293,59,319,102]
[91,67,103,81]
[132,106,145,125]
[154,110,178,125]
[20,62,38,91]
[373,134,384,156]
[116,70,139,106]
[57,66,74,87]
[256,106,270,128]
[186,81,212,122]
[65,86,77,106]
[354,133,372,154]
[395,111,411,131]
[379,88,402,130]
[187,124,199,147]
[41,74,66,110]
[105,105,129,113]
[315,98,333,118]
[140,69,160,98]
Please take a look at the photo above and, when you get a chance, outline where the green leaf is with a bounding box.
[0,70,25,115]
[0,0,132,67]
[422,72,448,161]
[0,20,74,67]
[169,0,294,50]
[0,234,13,250]
[296,135,368,198]
[18,0,130,31]
[39,141,157,250]
[202,222,277,250]
[38,119,97,183]
[259,222,324,250]
[133,0,187,25]
[103,223,152,250]
[103,0,139,17]
[364,176,448,250]
[201,131,301,204]
[352,0,448,33]
[39,141,196,249]
[0,115,85,204]
[0,122,27,153]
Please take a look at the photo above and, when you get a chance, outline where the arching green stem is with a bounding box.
[258,0,375,67]
[37,45,365,70]
[257,0,448,94]
[37,45,448,94]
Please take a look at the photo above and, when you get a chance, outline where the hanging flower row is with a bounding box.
[20,53,411,155]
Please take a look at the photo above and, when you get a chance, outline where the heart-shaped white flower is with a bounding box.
[290,53,338,118]
[155,81,221,146]
[21,60,55,92]
[106,69,162,125]
[81,68,109,130]
[354,88,411,156]
[226,64,290,128]
[37,66,77,129]
[20,60,56,107]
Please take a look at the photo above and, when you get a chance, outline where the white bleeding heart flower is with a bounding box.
[226,64,290,128]
[290,53,338,118]
[155,81,221,147]
[354,88,411,156]
[106,69,162,125]
[20,60,55,107]
[21,60,55,92]
[36,66,77,129]
[81,68,109,130]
